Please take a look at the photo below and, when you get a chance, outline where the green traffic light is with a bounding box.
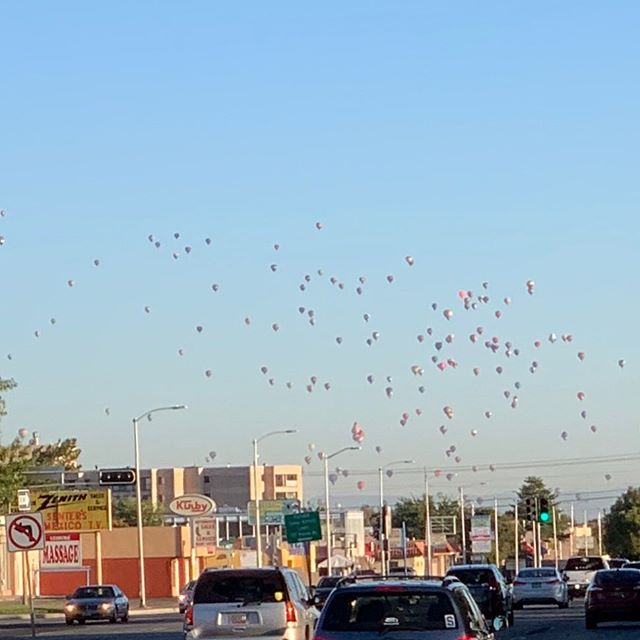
[539,512,550,523]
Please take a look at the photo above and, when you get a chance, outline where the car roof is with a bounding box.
[448,564,497,570]
[77,584,119,588]
[334,578,457,592]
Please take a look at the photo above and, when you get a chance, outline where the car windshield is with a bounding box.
[193,571,287,604]
[565,558,605,571]
[594,570,640,586]
[446,569,495,585]
[322,589,457,631]
[623,562,640,570]
[517,569,557,579]
[72,587,115,599]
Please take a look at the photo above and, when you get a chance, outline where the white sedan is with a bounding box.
[512,567,569,609]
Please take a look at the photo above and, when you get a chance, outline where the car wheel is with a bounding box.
[585,614,598,630]
[65,617,74,625]
[78,618,86,625]
[110,612,117,623]
[122,612,129,623]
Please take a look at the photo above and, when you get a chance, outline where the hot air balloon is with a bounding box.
[375,445,382,454]
[443,309,453,320]
[577,391,585,401]
[578,352,585,361]
[561,431,568,441]
[315,222,323,230]
[205,369,213,378]
[386,470,393,478]
[357,480,365,490]
[443,406,454,419]
[405,256,414,266]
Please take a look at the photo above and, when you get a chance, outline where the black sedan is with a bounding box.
[64,584,129,624]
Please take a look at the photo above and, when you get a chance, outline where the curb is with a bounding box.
[0,607,179,621]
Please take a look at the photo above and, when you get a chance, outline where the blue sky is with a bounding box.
[1,2,638,511]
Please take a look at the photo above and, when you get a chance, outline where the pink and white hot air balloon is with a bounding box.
[356,480,366,491]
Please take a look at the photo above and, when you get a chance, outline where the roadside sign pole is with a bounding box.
[95,531,103,583]
[24,552,36,639]
[304,541,313,588]
[190,516,197,581]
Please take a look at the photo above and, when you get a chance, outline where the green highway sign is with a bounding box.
[284,511,322,544]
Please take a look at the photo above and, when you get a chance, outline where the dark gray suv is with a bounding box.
[314,577,498,640]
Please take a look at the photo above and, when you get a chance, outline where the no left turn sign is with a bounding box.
[6,513,45,552]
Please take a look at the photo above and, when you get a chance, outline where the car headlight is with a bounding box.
[65,604,75,611]
[100,603,114,611]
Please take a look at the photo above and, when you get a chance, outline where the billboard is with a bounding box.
[31,489,111,532]
[41,533,82,569]
[470,515,492,554]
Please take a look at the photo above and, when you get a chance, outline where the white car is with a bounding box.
[512,567,569,609]
[562,556,609,598]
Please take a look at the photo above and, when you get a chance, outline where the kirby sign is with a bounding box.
[169,494,216,517]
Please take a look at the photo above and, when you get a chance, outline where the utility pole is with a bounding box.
[494,497,500,568]
[514,501,519,575]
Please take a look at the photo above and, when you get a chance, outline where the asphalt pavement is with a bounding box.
[1,605,640,639]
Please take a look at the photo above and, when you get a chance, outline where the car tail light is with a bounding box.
[456,635,477,640]
[185,604,193,625]
[286,601,297,624]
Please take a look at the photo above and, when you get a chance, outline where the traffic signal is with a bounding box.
[538,497,551,523]
[99,468,136,485]
[524,497,537,521]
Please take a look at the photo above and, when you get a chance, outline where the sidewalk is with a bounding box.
[0,598,179,621]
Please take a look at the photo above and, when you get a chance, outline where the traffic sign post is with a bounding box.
[5,514,43,640]
[17,489,31,512]
[6,513,45,553]
[284,511,322,544]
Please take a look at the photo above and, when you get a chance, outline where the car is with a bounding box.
[562,556,609,598]
[313,576,343,610]
[621,561,640,570]
[183,567,318,640]
[64,584,129,625]
[445,564,514,626]
[314,576,501,640]
[607,558,630,569]
[511,567,569,609]
[179,580,196,614]
[585,568,640,629]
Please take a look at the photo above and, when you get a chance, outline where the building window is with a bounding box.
[286,474,297,481]
[204,476,210,484]
[275,475,285,487]
[276,492,298,500]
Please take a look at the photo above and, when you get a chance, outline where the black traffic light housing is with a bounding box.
[538,497,551,523]
[524,497,537,521]
[99,468,136,486]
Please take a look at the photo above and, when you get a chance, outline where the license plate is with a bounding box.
[221,612,259,625]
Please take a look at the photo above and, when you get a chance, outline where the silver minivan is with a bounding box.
[183,568,318,640]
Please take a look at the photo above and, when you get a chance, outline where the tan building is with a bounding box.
[63,464,303,512]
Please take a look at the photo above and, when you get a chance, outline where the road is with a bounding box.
[1,607,640,639]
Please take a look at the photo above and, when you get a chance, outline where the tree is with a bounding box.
[517,476,562,537]
[603,487,640,558]
[0,437,82,513]
[112,497,165,527]
[0,377,82,513]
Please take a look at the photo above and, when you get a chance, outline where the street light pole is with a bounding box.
[424,470,432,576]
[378,460,414,577]
[323,446,360,576]
[252,429,297,568]
[459,486,467,564]
[134,404,186,608]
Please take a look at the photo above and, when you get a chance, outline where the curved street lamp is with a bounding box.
[134,404,187,607]
[323,446,360,575]
[252,429,297,567]
[378,460,414,576]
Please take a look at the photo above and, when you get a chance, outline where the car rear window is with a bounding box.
[193,571,287,604]
[73,586,114,598]
[446,569,495,585]
[594,570,640,586]
[321,589,457,631]
[565,558,605,571]
[518,569,557,579]
[317,576,342,589]
[623,562,640,570]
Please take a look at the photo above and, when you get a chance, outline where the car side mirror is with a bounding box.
[313,595,322,607]
[492,616,506,631]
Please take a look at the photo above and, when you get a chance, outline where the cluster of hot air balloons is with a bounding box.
[2,211,632,494]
